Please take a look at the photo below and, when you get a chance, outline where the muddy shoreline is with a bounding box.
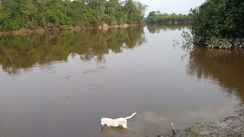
[157,103,244,137]
[0,23,137,36]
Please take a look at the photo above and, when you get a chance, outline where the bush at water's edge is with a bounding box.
[191,0,244,48]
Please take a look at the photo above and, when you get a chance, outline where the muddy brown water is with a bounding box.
[0,26,243,137]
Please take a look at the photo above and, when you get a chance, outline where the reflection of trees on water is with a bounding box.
[187,48,244,100]
[147,24,190,33]
[0,27,145,74]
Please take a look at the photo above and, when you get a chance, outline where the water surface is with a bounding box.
[0,26,243,137]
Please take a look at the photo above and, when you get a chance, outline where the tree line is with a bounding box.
[191,0,244,48]
[146,11,192,25]
[0,0,146,31]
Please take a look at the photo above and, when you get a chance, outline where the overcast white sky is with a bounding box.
[137,0,206,15]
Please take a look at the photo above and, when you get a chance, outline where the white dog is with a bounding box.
[101,112,136,128]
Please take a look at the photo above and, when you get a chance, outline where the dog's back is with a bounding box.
[100,112,136,128]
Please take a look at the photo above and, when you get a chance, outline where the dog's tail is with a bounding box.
[125,112,136,120]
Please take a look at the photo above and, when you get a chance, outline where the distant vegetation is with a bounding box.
[191,0,244,48]
[146,11,192,25]
[0,0,146,31]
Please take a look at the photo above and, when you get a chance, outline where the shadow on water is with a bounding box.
[101,126,128,134]
[0,27,145,75]
[178,29,244,100]
[187,48,244,100]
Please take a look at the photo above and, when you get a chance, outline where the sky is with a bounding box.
[137,0,206,15]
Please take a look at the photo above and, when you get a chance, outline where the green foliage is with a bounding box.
[124,0,146,24]
[0,0,146,31]
[191,0,244,47]
[146,11,192,25]
[207,38,231,48]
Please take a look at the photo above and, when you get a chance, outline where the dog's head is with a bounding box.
[119,120,127,128]
[101,118,107,126]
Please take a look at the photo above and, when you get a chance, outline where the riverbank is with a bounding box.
[181,31,244,49]
[159,103,244,137]
[0,23,137,36]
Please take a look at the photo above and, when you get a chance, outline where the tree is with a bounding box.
[146,11,191,25]
[20,0,39,28]
[0,0,146,31]
[191,0,244,47]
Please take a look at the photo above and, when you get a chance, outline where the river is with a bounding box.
[0,26,243,137]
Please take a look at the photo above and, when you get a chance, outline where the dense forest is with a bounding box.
[146,11,191,25]
[191,0,244,48]
[0,0,146,31]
